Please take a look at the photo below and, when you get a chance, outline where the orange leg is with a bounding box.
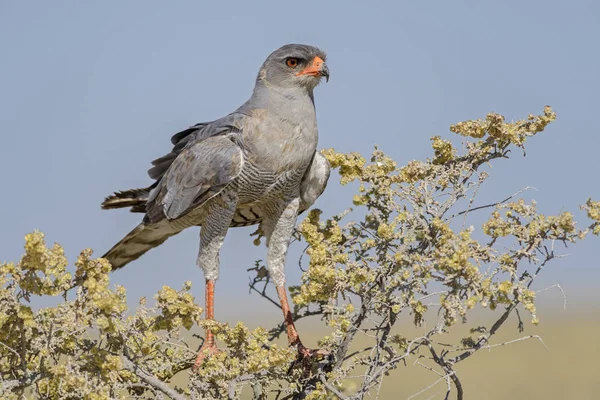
[193,279,219,370]
[276,285,326,359]
[276,285,301,346]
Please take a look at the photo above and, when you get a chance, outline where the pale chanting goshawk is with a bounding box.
[101,44,331,369]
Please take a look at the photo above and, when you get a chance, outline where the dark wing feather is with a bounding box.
[148,113,246,182]
[145,135,243,223]
[147,123,206,181]
[170,122,206,145]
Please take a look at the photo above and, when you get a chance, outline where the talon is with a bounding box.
[296,343,330,361]
[298,343,312,358]
[288,342,331,376]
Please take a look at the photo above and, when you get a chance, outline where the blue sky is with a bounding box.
[1,1,599,319]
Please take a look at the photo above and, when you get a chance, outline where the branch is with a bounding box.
[448,303,517,364]
[320,375,348,399]
[334,294,372,370]
[228,372,268,399]
[121,357,188,400]
[448,186,537,220]
[355,336,429,397]
[448,371,464,400]
[268,309,323,342]
[0,340,20,358]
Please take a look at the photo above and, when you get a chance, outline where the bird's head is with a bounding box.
[257,44,329,91]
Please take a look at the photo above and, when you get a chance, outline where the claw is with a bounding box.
[289,342,331,376]
[297,343,329,360]
[276,285,331,372]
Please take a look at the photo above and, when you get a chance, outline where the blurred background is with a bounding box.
[1,1,599,398]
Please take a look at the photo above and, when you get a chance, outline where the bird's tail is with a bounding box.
[101,187,153,213]
[102,222,179,270]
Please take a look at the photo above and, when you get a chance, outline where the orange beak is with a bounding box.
[296,56,329,81]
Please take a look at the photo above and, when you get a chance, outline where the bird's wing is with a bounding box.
[147,112,247,182]
[145,135,243,223]
[299,151,330,213]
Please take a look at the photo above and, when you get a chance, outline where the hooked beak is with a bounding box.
[296,56,330,82]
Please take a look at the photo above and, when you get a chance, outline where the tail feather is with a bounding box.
[101,187,151,212]
[102,222,178,270]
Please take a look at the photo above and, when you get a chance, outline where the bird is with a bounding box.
[100,44,331,369]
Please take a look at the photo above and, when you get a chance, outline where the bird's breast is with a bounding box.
[242,112,318,175]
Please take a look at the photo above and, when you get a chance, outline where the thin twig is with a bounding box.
[536,284,567,310]
[481,335,547,352]
[449,186,537,219]
[407,372,455,400]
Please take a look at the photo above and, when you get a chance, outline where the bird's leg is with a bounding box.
[264,199,326,360]
[276,285,301,346]
[275,284,316,358]
[193,279,219,370]
[276,283,330,370]
[193,190,237,371]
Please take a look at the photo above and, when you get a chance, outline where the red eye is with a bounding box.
[286,58,298,68]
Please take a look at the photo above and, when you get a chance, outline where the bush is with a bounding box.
[1,106,598,399]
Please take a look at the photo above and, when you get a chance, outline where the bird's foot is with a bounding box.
[297,343,329,360]
[289,342,331,375]
[192,342,221,371]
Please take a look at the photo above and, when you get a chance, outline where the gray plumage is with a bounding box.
[101,44,330,287]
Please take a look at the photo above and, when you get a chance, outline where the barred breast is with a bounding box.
[229,158,307,227]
